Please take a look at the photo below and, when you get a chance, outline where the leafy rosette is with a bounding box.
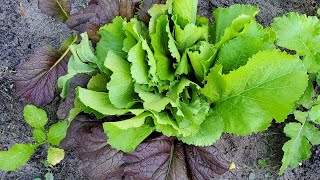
[59,0,308,152]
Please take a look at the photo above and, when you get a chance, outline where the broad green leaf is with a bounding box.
[178,110,224,146]
[209,50,308,135]
[77,87,128,116]
[272,12,320,72]
[187,42,217,82]
[213,4,259,43]
[32,129,47,143]
[23,105,48,130]
[47,121,69,146]
[127,41,149,84]
[152,111,180,137]
[124,18,149,42]
[70,33,97,63]
[216,36,274,73]
[103,113,155,152]
[0,144,37,171]
[172,0,198,24]
[47,147,65,166]
[166,21,181,62]
[280,120,320,175]
[175,52,191,76]
[105,51,137,109]
[97,17,127,74]
[87,74,108,92]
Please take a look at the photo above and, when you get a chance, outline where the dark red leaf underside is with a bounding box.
[61,115,230,180]
[38,0,71,22]
[13,46,68,106]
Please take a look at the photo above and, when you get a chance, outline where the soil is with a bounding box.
[0,0,319,179]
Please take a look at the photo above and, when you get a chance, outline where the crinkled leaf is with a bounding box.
[187,42,217,82]
[105,51,137,109]
[77,87,128,116]
[147,0,173,33]
[178,110,224,146]
[151,15,175,81]
[13,35,77,106]
[175,22,207,52]
[138,0,166,22]
[172,0,198,24]
[0,144,38,171]
[38,0,70,22]
[23,104,48,129]
[96,17,127,74]
[32,129,47,143]
[272,12,320,73]
[206,50,308,135]
[213,4,259,43]
[58,33,96,98]
[135,84,171,112]
[128,41,149,84]
[216,36,274,73]
[103,112,155,152]
[47,147,65,166]
[47,121,69,146]
[280,119,320,175]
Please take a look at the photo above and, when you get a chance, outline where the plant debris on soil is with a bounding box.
[0,0,319,179]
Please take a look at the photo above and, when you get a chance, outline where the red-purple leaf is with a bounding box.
[61,115,230,180]
[66,0,141,42]
[13,36,77,106]
[38,0,71,22]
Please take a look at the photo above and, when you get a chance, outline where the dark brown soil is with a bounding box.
[0,0,319,179]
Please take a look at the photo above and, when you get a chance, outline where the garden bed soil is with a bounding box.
[0,0,319,179]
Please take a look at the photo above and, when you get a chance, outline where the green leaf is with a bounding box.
[272,12,320,73]
[23,105,48,130]
[201,65,224,102]
[97,17,127,74]
[127,41,149,84]
[87,73,108,92]
[47,121,69,146]
[209,50,308,135]
[178,110,224,146]
[77,87,128,116]
[0,144,38,171]
[32,129,47,143]
[280,119,320,175]
[105,51,137,109]
[187,41,217,82]
[172,0,198,24]
[309,105,320,123]
[148,0,173,33]
[216,36,274,73]
[295,80,315,109]
[213,4,259,43]
[135,84,172,112]
[47,147,65,166]
[103,112,155,152]
[58,33,97,98]
[174,21,207,51]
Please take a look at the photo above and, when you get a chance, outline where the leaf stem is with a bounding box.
[55,0,69,21]
[49,36,78,72]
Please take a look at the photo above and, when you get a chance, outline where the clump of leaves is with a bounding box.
[60,0,307,152]
[0,105,69,171]
[272,12,320,175]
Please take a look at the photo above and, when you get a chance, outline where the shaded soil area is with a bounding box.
[0,0,319,179]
